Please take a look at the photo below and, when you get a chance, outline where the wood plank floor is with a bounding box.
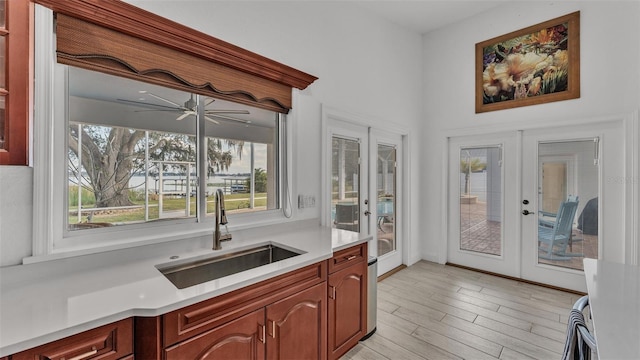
[343,261,585,360]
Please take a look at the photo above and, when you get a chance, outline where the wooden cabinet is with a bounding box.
[8,245,368,360]
[164,309,266,360]
[328,241,366,274]
[266,282,327,360]
[0,0,31,165]
[327,243,367,360]
[12,318,133,360]
[136,261,327,360]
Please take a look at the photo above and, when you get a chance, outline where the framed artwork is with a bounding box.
[476,11,580,113]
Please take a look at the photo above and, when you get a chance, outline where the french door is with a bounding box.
[448,121,624,292]
[324,117,404,276]
[447,133,520,278]
[328,123,369,236]
[520,122,624,291]
[372,130,403,275]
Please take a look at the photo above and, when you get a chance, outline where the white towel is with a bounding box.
[562,308,591,360]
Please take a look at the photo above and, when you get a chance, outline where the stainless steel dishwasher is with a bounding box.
[362,256,377,340]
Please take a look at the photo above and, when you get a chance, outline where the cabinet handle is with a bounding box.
[259,324,266,343]
[346,255,357,261]
[271,320,276,338]
[329,285,336,299]
[64,347,97,360]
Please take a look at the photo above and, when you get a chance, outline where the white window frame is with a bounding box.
[30,5,292,262]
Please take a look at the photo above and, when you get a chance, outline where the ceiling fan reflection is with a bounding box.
[117,92,250,125]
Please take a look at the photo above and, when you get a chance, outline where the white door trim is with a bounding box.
[321,104,411,274]
[439,113,638,269]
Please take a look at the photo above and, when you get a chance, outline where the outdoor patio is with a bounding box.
[460,201,598,271]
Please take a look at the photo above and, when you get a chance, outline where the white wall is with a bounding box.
[0,1,423,266]
[421,1,640,262]
[0,167,33,265]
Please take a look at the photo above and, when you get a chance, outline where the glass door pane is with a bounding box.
[331,136,360,232]
[377,144,396,256]
[459,146,502,256]
[537,140,599,271]
[0,0,6,150]
[0,96,5,150]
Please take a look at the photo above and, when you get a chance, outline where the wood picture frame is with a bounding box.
[475,11,580,113]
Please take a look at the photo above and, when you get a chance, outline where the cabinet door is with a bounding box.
[328,261,367,360]
[164,309,265,360]
[266,282,327,360]
[0,0,30,165]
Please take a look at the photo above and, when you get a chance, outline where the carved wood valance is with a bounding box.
[35,0,317,113]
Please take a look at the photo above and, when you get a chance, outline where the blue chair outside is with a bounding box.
[538,199,581,260]
[539,195,578,228]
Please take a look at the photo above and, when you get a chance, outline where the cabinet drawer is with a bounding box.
[163,261,326,346]
[329,243,366,274]
[13,318,133,360]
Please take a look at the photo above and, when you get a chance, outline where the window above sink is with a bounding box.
[29,1,317,259]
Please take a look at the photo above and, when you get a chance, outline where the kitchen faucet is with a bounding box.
[213,188,232,250]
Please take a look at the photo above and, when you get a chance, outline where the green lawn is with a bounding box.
[68,193,268,225]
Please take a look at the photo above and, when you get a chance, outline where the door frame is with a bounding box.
[438,112,639,275]
[321,105,410,275]
[520,123,628,291]
[321,115,370,235]
[371,130,404,275]
[446,133,521,278]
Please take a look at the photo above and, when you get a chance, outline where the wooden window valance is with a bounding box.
[35,0,317,113]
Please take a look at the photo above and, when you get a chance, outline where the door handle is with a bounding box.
[364,210,371,216]
[522,210,533,215]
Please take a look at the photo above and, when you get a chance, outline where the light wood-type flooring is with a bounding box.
[343,261,588,360]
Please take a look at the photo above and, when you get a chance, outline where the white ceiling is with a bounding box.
[351,1,505,34]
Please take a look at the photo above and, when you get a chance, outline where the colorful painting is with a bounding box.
[475,12,580,113]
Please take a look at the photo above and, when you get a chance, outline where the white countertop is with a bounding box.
[583,258,640,360]
[0,220,370,357]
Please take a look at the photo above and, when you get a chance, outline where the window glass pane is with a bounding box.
[537,140,598,271]
[459,147,502,256]
[204,138,277,216]
[0,0,5,28]
[0,36,5,88]
[64,66,280,234]
[0,96,4,150]
[377,144,396,256]
[203,96,279,216]
[67,67,197,230]
[331,136,360,232]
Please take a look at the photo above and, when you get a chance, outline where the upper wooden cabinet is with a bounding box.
[0,0,31,165]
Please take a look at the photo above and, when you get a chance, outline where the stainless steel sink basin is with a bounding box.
[157,243,304,289]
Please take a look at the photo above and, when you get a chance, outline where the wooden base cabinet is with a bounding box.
[8,247,370,360]
[136,262,327,360]
[266,282,327,360]
[164,309,266,360]
[12,318,133,360]
[328,243,367,360]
